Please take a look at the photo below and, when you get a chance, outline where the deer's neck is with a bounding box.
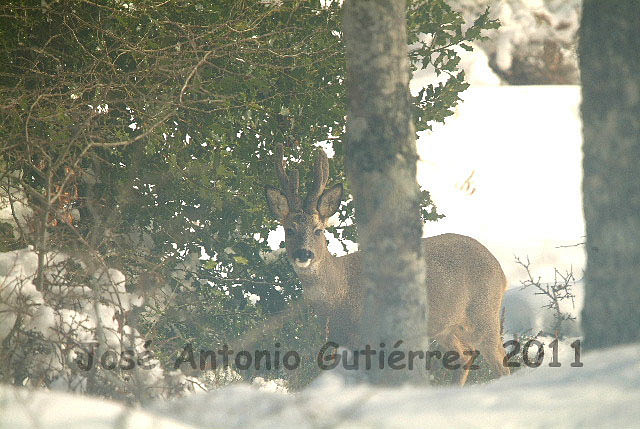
[296,253,345,297]
[295,251,364,346]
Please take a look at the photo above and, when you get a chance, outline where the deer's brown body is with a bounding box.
[266,145,509,385]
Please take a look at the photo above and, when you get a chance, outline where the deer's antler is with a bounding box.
[304,148,329,214]
[274,144,302,212]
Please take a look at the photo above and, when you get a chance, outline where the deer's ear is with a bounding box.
[265,186,289,220]
[317,183,343,219]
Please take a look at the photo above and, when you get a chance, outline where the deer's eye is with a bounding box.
[285,228,296,236]
[314,229,324,236]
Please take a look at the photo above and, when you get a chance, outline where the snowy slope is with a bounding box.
[0,386,197,429]
[2,343,639,428]
[151,343,638,428]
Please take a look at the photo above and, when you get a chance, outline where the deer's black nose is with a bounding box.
[293,249,314,262]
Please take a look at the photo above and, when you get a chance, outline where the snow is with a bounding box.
[0,385,197,429]
[0,187,33,233]
[416,85,584,290]
[411,81,586,337]
[0,248,51,340]
[0,248,170,396]
[450,0,581,73]
[502,282,583,337]
[148,343,640,428]
[0,85,598,424]
[3,342,638,428]
[0,71,591,429]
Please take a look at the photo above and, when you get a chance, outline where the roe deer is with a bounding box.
[265,144,510,385]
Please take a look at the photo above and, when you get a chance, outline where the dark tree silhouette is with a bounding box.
[580,1,640,349]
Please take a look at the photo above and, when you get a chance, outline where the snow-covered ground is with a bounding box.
[3,343,639,428]
[0,385,196,429]
[152,343,640,428]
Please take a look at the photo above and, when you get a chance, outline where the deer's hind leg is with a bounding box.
[455,323,509,383]
[475,335,510,380]
[434,331,472,387]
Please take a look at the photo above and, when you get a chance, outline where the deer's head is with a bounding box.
[265,144,343,272]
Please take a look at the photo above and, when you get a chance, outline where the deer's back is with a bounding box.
[422,233,507,337]
[333,233,506,340]
[317,233,506,347]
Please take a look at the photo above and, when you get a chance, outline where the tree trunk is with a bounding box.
[580,1,640,349]
[343,0,428,384]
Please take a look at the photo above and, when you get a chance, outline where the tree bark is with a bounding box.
[580,1,640,349]
[343,0,428,384]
